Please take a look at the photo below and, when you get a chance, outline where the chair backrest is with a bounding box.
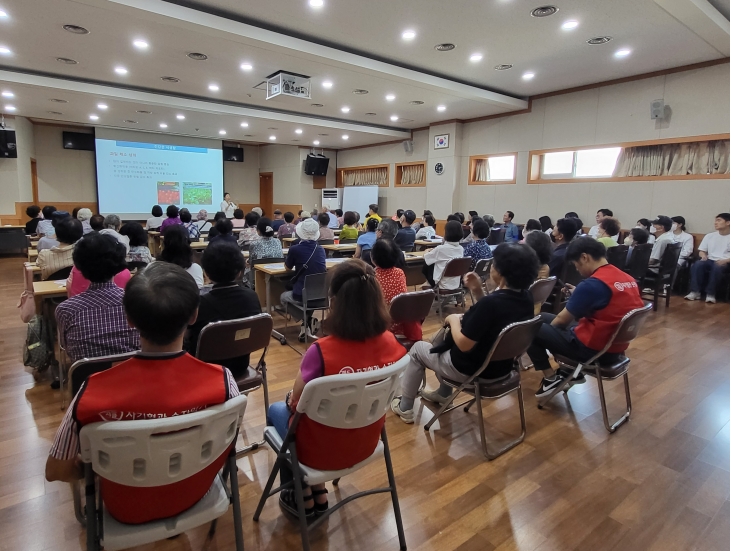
[196,313,273,363]
[529,276,557,306]
[487,228,505,246]
[659,242,682,275]
[482,316,542,365]
[80,394,247,487]
[442,256,473,279]
[191,249,204,265]
[390,290,435,323]
[295,355,409,429]
[560,258,584,286]
[302,272,329,306]
[46,265,73,281]
[473,258,493,280]
[68,351,139,398]
[339,238,357,244]
[126,261,148,272]
[318,239,335,245]
[606,245,629,271]
[586,303,654,363]
[401,244,414,253]
[625,243,653,280]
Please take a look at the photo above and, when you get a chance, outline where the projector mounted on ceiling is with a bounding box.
[266,71,311,100]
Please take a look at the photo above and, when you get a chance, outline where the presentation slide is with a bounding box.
[95,138,223,220]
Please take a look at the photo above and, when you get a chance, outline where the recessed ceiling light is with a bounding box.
[434,43,456,51]
[161,76,180,83]
[1,91,13,98]
[89,114,99,121]
[240,122,249,127]
[136,110,151,114]
[97,103,108,110]
[4,104,15,112]
[322,81,333,88]
[313,140,320,145]
[342,134,349,140]
[341,106,350,113]
[269,135,276,141]
[159,123,167,128]
[494,64,513,70]
[390,115,399,121]
[385,94,395,101]
[187,52,208,61]
[133,39,148,50]
[63,24,89,34]
[114,66,128,75]
[208,84,219,91]
[437,105,446,112]
[56,57,78,64]
[240,62,253,71]
[219,130,226,135]
[402,30,416,40]
[470,53,483,62]
[522,72,535,80]
[309,0,324,7]
[295,128,303,134]
[562,20,578,30]
[176,114,185,120]
[587,36,612,45]
[0,11,8,18]
[531,6,558,17]
[0,46,12,55]
[614,48,632,58]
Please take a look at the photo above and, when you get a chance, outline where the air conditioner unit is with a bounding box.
[321,188,342,210]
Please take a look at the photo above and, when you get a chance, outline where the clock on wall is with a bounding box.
[434,162,444,175]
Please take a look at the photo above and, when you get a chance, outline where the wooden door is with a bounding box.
[259,172,273,217]
[31,159,38,203]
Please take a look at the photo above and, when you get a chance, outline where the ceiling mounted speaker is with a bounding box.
[403,140,414,153]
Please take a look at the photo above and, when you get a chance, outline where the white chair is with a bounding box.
[253,355,410,551]
[80,394,247,551]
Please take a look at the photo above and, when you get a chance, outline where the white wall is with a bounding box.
[0,116,35,214]
[223,145,260,204]
[299,147,337,210]
[35,125,96,203]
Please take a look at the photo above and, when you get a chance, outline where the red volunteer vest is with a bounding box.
[294,332,406,470]
[573,264,644,353]
[74,352,230,524]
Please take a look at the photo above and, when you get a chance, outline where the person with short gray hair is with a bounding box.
[377,219,399,240]
[482,214,496,229]
[100,214,130,253]
[76,208,94,234]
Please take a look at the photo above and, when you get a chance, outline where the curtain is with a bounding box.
[472,158,489,181]
[613,140,729,177]
[400,163,424,185]
[344,166,388,186]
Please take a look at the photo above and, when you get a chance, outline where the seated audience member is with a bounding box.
[119,221,153,264]
[648,215,674,270]
[76,208,93,235]
[365,203,382,225]
[528,238,643,398]
[671,216,694,266]
[249,217,284,267]
[38,217,83,280]
[195,209,212,233]
[277,211,297,238]
[463,219,492,271]
[392,243,538,422]
[294,209,306,224]
[525,231,552,280]
[632,218,656,244]
[206,211,227,239]
[549,218,577,278]
[355,217,379,259]
[281,218,327,341]
[501,211,520,242]
[100,215,130,253]
[237,211,260,246]
[37,211,69,252]
[158,225,204,288]
[209,218,237,245]
[540,216,554,236]
[375,219,406,268]
[37,206,57,236]
[323,206,339,228]
[412,209,430,232]
[56,233,140,363]
[394,209,417,251]
[25,205,43,235]
[564,212,585,237]
[271,209,285,232]
[392,208,405,222]
[252,206,264,217]
[179,208,201,240]
[146,205,165,230]
[300,210,311,221]
[685,213,730,303]
[423,220,464,289]
[268,259,405,515]
[625,227,649,263]
[89,214,105,232]
[416,214,437,240]
[596,217,621,249]
[186,241,262,377]
[45,262,241,524]
[588,209,618,242]
[339,211,359,240]
[372,239,422,341]
[521,218,542,241]
[352,210,362,230]
[160,205,182,233]
[335,209,344,226]
[482,214,496,228]
[231,208,246,228]
[317,213,335,240]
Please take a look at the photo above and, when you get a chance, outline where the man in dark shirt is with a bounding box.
[394,209,417,251]
[271,209,285,232]
[391,243,538,424]
[186,241,261,378]
[25,205,42,235]
[548,217,577,278]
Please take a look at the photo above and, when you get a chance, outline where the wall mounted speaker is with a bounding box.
[403,140,414,153]
[650,99,665,120]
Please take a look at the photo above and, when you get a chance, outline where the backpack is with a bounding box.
[23,314,53,372]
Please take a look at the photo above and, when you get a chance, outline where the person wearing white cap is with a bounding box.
[281,218,327,341]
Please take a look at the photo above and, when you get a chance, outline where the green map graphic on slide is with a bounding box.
[182,182,213,205]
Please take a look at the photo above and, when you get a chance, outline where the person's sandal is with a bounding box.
[279,488,315,519]
[312,488,329,514]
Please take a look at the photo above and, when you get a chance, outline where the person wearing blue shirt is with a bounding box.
[355,217,379,259]
[323,207,339,229]
[501,211,519,242]
[462,219,493,270]
[394,209,417,252]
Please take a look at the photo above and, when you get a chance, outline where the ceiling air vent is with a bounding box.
[434,43,456,52]
[49,98,68,103]
[47,111,63,115]
[587,36,613,45]
[161,76,180,83]
[494,64,513,70]
[63,24,89,34]
[409,100,424,105]
[136,110,151,114]
[187,52,208,61]
[56,57,78,64]
[124,120,138,124]
[352,89,369,95]
[531,6,558,17]
[311,103,324,108]
[365,112,377,116]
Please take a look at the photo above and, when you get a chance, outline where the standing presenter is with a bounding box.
[220,192,238,219]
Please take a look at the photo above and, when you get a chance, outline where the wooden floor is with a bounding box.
[0,254,728,551]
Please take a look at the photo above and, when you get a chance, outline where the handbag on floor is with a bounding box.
[23,314,53,372]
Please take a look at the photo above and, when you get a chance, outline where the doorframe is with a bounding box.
[259,172,274,216]
[31,158,38,203]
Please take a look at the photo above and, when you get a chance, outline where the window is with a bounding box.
[542,151,574,176]
[338,164,390,187]
[395,162,426,187]
[575,148,621,177]
[468,153,517,185]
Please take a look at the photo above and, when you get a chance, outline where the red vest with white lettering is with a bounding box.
[74,353,230,524]
[573,264,644,353]
[294,332,406,470]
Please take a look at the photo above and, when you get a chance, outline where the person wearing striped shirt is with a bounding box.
[37,216,83,280]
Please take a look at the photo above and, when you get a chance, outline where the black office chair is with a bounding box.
[487,228,505,246]
[45,266,73,281]
[624,243,653,287]
[642,242,682,311]
[606,245,630,271]
[389,290,434,350]
[282,272,329,348]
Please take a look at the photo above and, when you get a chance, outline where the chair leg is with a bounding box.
[653,281,659,311]
[72,480,86,526]
[84,464,99,551]
[332,478,340,487]
[537,364,580,409]
[595,370,632,433]
[424,388,464,430]
[289,443,311,551]
[476,387,526,460]
[253,455,283,521]
[227,452,245,551]
[463,398,476,412]
[381,428,407,551]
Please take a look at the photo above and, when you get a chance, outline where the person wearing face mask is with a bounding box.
[670,216,694,267]
[629,219,656,245]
